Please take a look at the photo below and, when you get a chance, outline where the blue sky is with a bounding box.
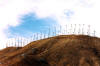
[8,13,57,38]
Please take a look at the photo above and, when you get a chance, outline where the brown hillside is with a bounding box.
[0,35,100,66]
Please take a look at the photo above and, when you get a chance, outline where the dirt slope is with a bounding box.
[0,35,100,66]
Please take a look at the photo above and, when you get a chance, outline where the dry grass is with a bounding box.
[0,35,100,66]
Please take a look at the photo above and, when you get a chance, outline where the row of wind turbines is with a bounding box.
[6,24,97,47]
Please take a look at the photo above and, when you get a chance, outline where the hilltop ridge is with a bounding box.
[0,35,100,66]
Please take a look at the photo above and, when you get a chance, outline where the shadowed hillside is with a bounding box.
[0,35,100,66]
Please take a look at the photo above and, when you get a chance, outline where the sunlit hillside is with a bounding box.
[0,35,100,66]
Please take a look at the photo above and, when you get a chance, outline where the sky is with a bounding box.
[0,0,100,49]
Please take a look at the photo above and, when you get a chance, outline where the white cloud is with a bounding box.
[0,0,34,49]
[32,0,100,36]
[0,0,100,49]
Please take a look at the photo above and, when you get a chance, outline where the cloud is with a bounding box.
[31,0,100,35]
[0,0,100,49]
[0,0,34,49]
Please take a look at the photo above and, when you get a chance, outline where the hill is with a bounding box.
[0,35,100,66]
